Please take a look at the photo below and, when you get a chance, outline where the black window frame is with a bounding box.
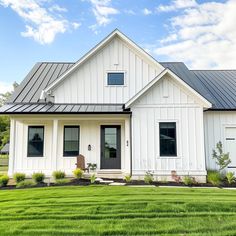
[159,122,177,157]
[63,125,80,157]
[107,72,125,85]
[27,126,44,157]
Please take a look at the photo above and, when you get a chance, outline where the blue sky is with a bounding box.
[0,0,234,93]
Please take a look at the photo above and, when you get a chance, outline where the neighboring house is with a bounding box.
[1,29,236,182]
[0,143,9,155]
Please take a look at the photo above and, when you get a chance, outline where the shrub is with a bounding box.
[16,180,36,188]
[55,179,70,185]
[73,168,84,179]
[53,170,65,180]
[183,176,194,186]
[212,141,231,170]
[87,163,97,171]
[32,172,45,184]
[90,174,96,184]
[0,175,9,187]
[124,175,132,183]
[207,170,221,186]
[144,171,154,184]
[13,173,26,183]
[226,172,235,185]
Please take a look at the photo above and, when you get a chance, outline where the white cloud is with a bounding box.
[49,4,68,13]
[0,81,13,94]
[157,0,197,12]
[0,0,80,44]
[89,0,119,32]
[72,22,81,29]
[154,0,236,69]
[143,8,152,15]
[124,9,136,15]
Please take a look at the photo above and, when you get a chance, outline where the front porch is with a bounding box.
[8,114,131,178]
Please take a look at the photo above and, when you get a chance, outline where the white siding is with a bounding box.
[131,75,206,179]
[52,37,162,104]
[9,115,130,177]
[204,111,236,170]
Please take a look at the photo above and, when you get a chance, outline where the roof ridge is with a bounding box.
[39,62,75,64]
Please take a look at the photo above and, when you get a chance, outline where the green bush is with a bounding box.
[16,180,36,188]
[124,175,132,183]
[226,172,235,185]
[0,175,9,187]
[207,170,221,186]
[144,171,154,184]
[183,176,194,186]
[55,179,70,185]
[32,172,45,184]
[73,168,84,179]
[13,173,26,183]
[90,174,96,184]
[53,170,65,180]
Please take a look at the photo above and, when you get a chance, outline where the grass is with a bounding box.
[0,186,236,235]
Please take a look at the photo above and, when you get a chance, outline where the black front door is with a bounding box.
[101,125,121,169]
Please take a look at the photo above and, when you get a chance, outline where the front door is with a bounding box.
[225,127,236,168]
[101,125,121,169]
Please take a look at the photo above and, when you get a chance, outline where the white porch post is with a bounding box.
[124,116,131,175]
[8,118,16,177]
[51,119,58,174]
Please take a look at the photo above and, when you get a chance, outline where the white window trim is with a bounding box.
[156,119,181,159]
[105,70,127,87]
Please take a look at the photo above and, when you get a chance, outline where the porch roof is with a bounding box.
[0,103,130,114]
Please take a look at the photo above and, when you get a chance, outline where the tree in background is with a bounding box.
[0,82,18,149]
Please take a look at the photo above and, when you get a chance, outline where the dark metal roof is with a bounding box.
[3,61,236,112]
[0,103,129,114]
[8,62,74,103]
[160,62,236,109]
[160,62,214,104]
[192,70,236,110]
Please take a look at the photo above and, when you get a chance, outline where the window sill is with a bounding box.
[157,156,181,159]
[105,85,127,87]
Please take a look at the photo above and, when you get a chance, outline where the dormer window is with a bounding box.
[107,72,124,85]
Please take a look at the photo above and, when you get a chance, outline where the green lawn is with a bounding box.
[0,186,236,235]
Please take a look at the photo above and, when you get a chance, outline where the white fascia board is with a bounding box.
[40,29,165,99]
[125,68,212,109]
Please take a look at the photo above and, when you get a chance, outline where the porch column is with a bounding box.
[8,118,16,177]
[124,116,131,174]
[51,119,58,173]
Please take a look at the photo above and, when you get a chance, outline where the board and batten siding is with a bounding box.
[8,115,130,176]
[52,37,162,104]
[204,111,236,170]
[131,74,206,180]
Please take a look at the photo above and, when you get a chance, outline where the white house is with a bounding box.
[1,29,236,182]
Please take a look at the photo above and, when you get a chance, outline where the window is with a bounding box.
[28,126,44,157]
[63,126,80,156]
[159,122,177,156]
[107,72,124,85]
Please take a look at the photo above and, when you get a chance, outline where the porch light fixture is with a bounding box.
[88,144,91,151]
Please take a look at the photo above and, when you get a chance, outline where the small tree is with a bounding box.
[212,141,231,171]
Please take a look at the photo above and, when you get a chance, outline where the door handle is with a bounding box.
[226,138,235,140]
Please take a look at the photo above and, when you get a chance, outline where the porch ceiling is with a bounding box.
[0,103,131,114]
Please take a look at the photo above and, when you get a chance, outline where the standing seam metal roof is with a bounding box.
[4,61,236,112]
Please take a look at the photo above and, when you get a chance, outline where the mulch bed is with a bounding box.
[1,178,236,190]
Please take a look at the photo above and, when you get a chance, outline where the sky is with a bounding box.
[0,0,235,94]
